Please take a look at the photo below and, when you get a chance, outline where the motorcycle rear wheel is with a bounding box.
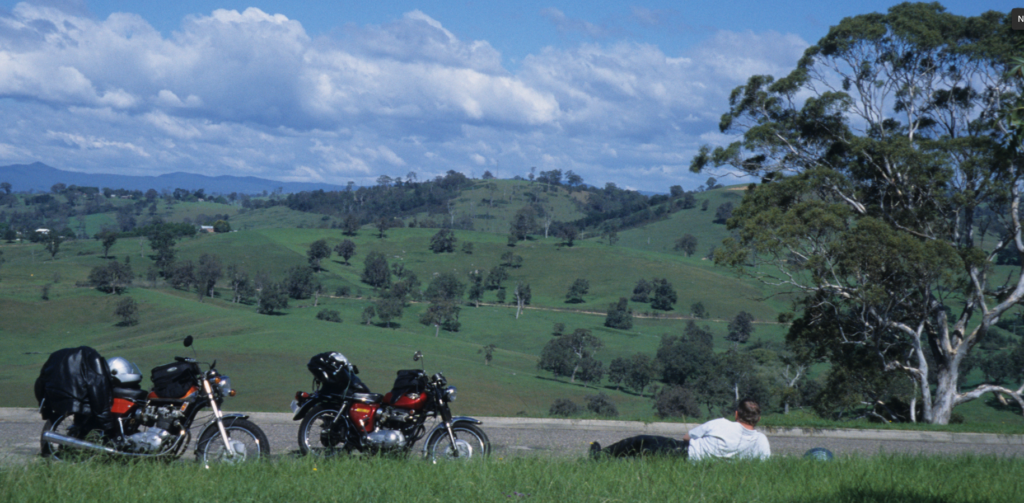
[195,417,270,466]
[40,414,100,462]
[424,423,491,463]
[297,407,349,457]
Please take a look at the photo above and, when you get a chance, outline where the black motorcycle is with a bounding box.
[291,351,490,461]
[39,336,270,465]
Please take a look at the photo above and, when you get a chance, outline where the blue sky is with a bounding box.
[0,1,1013,191]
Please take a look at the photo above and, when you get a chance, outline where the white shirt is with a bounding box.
[687,418,770,461]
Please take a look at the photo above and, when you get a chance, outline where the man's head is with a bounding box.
[735,398,761,427]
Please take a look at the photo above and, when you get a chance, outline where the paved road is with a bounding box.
[3,408,1022,464]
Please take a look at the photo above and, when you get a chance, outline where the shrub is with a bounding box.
[586,393,618,417]
[316,309,342,323]
[549,398,581,417]
[653,385,701,419]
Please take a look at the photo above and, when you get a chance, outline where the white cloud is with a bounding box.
[0,4,807,191]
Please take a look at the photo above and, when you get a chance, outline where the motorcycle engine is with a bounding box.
[362,429,407,451]
[124,405,184,452]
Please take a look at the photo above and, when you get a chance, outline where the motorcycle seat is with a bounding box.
[113,387,150,401]
[350,392,383,404]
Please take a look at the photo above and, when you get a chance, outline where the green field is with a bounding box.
[2,182,1022,431]
[2,455,1021,503]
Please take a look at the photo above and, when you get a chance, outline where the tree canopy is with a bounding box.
[690,3,1022,424]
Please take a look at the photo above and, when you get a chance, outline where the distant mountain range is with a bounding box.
[0,162,350,194]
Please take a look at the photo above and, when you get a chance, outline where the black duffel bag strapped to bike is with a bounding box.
[150,362,196,398]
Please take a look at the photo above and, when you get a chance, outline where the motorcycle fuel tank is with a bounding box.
[383,392,427,410]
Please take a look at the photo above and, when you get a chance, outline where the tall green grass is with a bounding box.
[2,455,1021,502]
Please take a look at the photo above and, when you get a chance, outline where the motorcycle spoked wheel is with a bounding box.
[40,414,103,463]
[195,417,270,466]
[424,423,491,463]
[297,407,351,457]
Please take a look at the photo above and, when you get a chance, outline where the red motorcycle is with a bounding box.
[291,351,490,461]
[38,336,270,465]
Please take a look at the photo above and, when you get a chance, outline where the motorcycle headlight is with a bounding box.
[217,376,233,396]
[444,386,457,402]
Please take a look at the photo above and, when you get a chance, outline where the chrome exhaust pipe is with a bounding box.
[42,431,119,455]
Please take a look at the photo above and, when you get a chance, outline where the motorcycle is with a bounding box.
[39,336,270,465]
[291,350,490,462]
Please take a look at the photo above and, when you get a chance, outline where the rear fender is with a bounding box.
[292,395,343,421]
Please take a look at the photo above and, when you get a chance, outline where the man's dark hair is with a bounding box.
[736,398,761,426]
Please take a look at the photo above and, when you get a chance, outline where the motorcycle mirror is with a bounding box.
[211,359,217,370]
[413,351,422,362]
[351,364,359,375]
[184,335,193,348]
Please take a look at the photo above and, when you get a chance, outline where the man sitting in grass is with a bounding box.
[590,398,770,460]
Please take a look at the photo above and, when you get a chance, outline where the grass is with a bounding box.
[2,454,1022,502]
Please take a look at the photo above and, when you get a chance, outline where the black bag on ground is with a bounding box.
[35,346,113,427]
[150,362,196,398]
[388,369,427,403]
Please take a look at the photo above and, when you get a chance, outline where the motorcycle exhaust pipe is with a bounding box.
[42,431,119,455]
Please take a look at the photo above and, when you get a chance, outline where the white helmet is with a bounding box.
[330,352,348,368]
[107,357,142,385]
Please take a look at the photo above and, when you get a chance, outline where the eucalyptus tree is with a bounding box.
[691,3,1021,423]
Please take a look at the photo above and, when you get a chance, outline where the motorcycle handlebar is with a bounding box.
[174,356,196,363]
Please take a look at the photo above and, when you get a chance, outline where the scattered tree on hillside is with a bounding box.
[484,265,508,290]
[146,227,177,275]
[195,254,222,302]
[681,192,697,210]
[691,301,708,319]
[307,239,331,272]
[631,279,652,303]
[549,398,580,417]
[334,239,356,265]
[538,328,603,383]
[361,305,376,325]
[213,220,231,233]
[624,353,655,395]
[255,280,288,315]
[713,202,733,224]
[0,182,10,194]
[496,287,507,304]
[565,278,590,304]
[674,234,698,256]
[88,259,133,294]
[705,177,717,190]
[424,271,465,302]
[467,270,485,307]
[650,278,677,311]
[656,323,714,387]
[559,225,579,247]
[688,2,1022,424]
[361,251,391,288]
[419,300,461,336]
[500,251,523,268]
[285,265,320,300]
[461,242,474,254]
[43,231,62,259]
[508,206,537,245]
[479,344,496,365]
[604,297,633,329]
[168,260,195,291]
[429,228,457,253]
[95,229,118,258]
[115,296,139,326]
[513,281,531,319]
[226,265,255,304]
[602,223,619,246]
[374,296,404,328]
[376,216,390,239]
[342,214,360,236]
[700,199,709,211]
[726,311,755,344]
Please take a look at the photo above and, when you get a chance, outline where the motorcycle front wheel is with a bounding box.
[297,407,349,457]
[424,423,491,463]
[195,417,270,466]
